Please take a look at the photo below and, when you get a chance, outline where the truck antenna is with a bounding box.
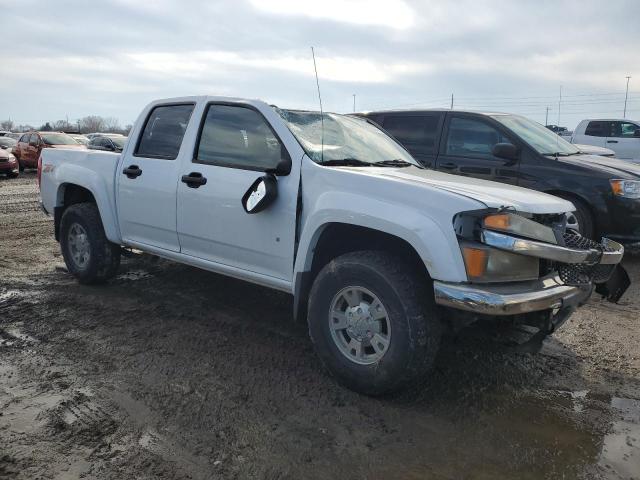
[311,47,324,163]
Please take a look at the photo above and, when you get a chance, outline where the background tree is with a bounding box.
[0,119,14,131]
[78,116,105,134]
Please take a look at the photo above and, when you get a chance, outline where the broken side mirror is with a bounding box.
[242,174,278,214]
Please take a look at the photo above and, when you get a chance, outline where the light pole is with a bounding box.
[624,76,631,118]
[545,106,549,126]
[352,94,356,113]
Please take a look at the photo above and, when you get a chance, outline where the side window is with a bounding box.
[445,117,510,157]
[19,134,28,143]
[195,104,285,171]
[383,115,440,153]
[135,104,194,159]
[616,122,640,138]
[585,121,609,137]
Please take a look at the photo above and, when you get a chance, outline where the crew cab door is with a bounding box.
[117,103,196,252]
[435,114,520,185]
[177,102,298,281]
[607,121,640,159]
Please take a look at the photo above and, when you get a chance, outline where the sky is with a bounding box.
[1,0,639,130]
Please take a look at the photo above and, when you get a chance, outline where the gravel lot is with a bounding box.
[1,172,639,479]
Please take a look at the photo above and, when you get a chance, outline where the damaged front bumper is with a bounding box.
[434,231,628,316]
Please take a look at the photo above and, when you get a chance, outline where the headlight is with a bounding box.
[483,212,557,244]
[460,241,539,283]
[610,179,640,199]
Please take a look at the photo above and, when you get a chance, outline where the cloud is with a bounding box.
[249,0,415,29]
[0,0,638,127]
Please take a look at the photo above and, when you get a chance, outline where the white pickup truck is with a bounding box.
[571,119,640,161]
[39,96,626,395]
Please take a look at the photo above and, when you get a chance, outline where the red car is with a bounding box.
[13,131,85,170]
[0,148,19,178]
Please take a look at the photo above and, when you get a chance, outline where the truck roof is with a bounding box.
[359,108,511,117]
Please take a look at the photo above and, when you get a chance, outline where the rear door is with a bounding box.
[379,112,443,168]
[607,121,640,159]
[176,102,299,281]
[435,114,520,185]
[117,103,196,252]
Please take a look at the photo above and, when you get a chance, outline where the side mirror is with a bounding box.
[105,143,115,151]
[242,174,278,214]
[492,143,519,161]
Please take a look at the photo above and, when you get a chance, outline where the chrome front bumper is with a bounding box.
[434,275,590,315]
[435,230,626,316]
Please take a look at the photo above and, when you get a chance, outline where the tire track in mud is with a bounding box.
[1,171,639,479]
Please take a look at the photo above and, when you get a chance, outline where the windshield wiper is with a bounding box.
[375,159,416,168]
[321,158,418,168]
[321,158,375,167]
[542,152,571,157]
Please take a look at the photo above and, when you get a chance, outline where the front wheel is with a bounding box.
[308,251,441,396]
[60,203,121,284]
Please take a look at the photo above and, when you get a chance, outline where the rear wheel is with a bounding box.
[60,203,121,284]
[18,160,24,172]
[7,172,19,179]
[308,251,441,396]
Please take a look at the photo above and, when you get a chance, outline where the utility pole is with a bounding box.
[624,76,631,118]
[557,86,562,127]
[545,106,549,126]
[352,94,356,113]
[450,93,454,110]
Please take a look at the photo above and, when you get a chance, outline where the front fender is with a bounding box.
[293,191,471,289]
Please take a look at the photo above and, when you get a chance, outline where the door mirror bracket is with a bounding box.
[242,174,278,214]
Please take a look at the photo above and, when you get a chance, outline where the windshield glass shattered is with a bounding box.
[277,109,420,167]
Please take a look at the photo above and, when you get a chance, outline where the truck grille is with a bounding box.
[556,233,616,285]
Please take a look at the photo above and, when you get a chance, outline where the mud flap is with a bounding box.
[595,264,630,303]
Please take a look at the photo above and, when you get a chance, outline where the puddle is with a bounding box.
[599,397,640,479]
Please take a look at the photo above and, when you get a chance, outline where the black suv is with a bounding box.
[360,109,640,244]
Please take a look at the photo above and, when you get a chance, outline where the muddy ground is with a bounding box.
[0,172,639,480]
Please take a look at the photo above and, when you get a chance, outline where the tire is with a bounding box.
[308,251,441,396]
[60,203,121,284]
[7,172,19,179]
[18,160,24,172]
[557,194,595,239]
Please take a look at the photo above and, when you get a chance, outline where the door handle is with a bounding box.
[181,172,207,188]
[440,162,457,169]
[122,165,142,179]
[607,140,618,143]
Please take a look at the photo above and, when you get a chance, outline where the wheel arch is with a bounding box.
[293,222,433,323]
[54,180,119,243]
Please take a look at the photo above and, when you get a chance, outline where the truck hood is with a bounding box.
[558,154,640,178]
[573,144,615,157]
[350,166,574,214]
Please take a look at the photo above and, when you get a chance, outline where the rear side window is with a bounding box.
[195,104,285,171]
[383,115,440,153]
[135,104,195,159]
[585,121,610,137]
[19,134,29,143]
